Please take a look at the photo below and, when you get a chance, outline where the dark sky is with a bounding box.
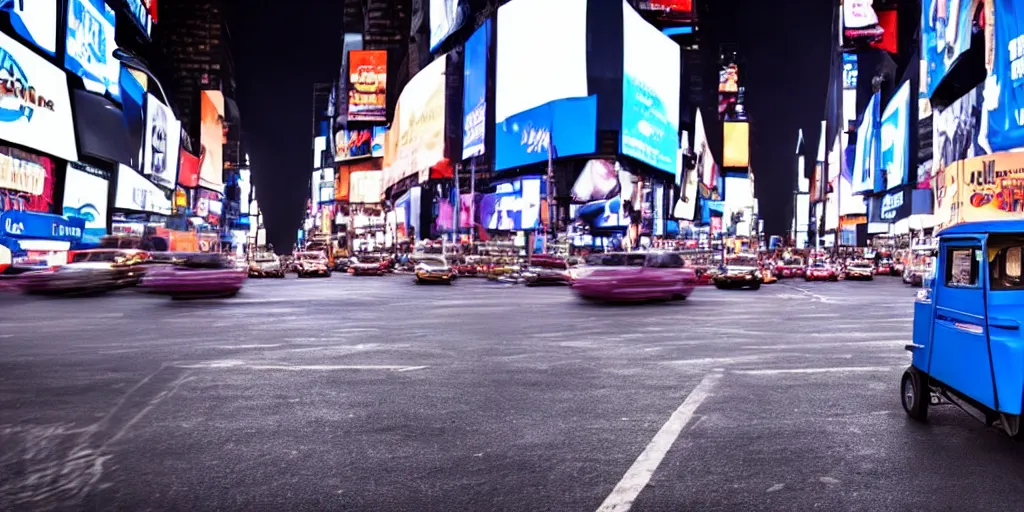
[225,0,832,249]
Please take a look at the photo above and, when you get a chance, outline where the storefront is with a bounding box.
[0,210,85,272]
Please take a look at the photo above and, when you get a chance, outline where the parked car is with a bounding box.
[248,253,285,278]
[413,255,454,284]
[571,252,696,302]
[139,253,246,299]
[294,252,331,278]
[844,260,875,281]
[804,262,839,281]
[522,255,571,286]
[876,258,896,276]
[349,255,386,276]
[713,254,763,290]
[19,249,150,295]
[775,257,806,278]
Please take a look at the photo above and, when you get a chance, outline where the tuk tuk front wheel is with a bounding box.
[901,368,929,421]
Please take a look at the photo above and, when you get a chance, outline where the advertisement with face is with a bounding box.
[480,177,544,231]
[199,90,226,191]
[621,0,680,175]
[985,0,1024,152]
[852,92,879,193]
[429,0,466,51]
[347,50,387,122]
[0,32,78,162]
[384,57,446,191]
[463,19,490,160]
[572,160,635,228]
[879,81,910,192]
[62,163,108,246]
[0,145,53,213]
[115,164,172,215]
[1,0,57,55]
[65,0,120,101]
[495,0,588,125]
[143,94,181,189]
[921,0,978,98]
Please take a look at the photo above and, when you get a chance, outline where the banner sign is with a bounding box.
[986,0,1024,152]
[0,210,84,242]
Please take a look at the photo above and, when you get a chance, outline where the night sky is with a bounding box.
[225,0,832,250]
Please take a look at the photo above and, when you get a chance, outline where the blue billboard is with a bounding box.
[495,95,597,171]
[852,92,879,194]
[479,177,545,230]
[878,81,910,193]
[1,0,57,56]
[463,19,490,160]
[987,0,1024,152]
[921,0,976,98]
[65,0,120,101]
[621,1,680,175]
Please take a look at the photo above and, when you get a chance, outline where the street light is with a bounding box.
[113,48,173,114]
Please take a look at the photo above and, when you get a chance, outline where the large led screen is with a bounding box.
[693,110,717,193]
[921,0,977,98]
[1,0,57,56]
[495,95,596,171]
[383,56,447,191]
[986,0,1024,152]
[115,164,172,215]
[349,171,383,204]
[572,160,635,228]
[65,0,119,101]
[143,94,181,189]
[347,50,387,122]
[0,32,77,162]
[199,90,226,191]
[63,163,108,246]
[0,145,54,212]
[723,122,749,168]
[621,0,680,175]
[480,177,545,230]
[125,0,153,38]
[852,92,879,194]
[495,0,588,124]
[430,0,467,51]
[334,129,373,162]
[879,81,910,192]
[463,19,490,160]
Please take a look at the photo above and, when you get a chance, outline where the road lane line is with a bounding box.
[733,366,897,375]
[597,372,720,512]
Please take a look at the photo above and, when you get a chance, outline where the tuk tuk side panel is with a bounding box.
[986,287,1024,415]
[911,295,934,372]
[928,239,998,411]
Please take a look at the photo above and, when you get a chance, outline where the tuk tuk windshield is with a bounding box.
[988,236,1024,291]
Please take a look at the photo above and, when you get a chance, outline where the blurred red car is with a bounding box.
[571,252,697,302]
[804,262,839,282]
[875,258,895,275]
[774,257,806,278]
[139,253,246,299]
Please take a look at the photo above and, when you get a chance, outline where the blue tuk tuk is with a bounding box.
[903,220,1024,438]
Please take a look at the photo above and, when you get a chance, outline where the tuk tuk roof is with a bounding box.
[937,220,1024,237]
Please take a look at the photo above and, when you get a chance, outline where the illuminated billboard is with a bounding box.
[383,57,447,190]
[722,122,749,168]
[347,50,387,122]
[199,90,226,191]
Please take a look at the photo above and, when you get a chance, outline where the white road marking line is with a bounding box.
[597,372,720,512]
[172,360,427,372]
[733,366,898,375]
[212,344,284,349]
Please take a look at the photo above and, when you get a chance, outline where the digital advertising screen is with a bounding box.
[334,129,373,162]
[495,95,596,171]
[143,94,181,189]
[196,189,222,226]
[621,0,680,175]
[0,145,54,213]
[1,0,57,56]
[318,168,335,204]
[347,50,387,122]
[986,0,1024,152]
[921,0,977,98]
[463,19,490,160]
[571,160,635,229]
[120,67,146,167]
[495,0,588,125]
[879,81,910,192]
[65,0,119,101]
[372,126,386,157]
[717,59,745,121]
[199,90,226,191]
[693,110,718,195]
[125,0,153,38]
[852,92,879,194]
[843,53,858,90]
[62,162,109,246]
[383,56,447,191]
[115,164,172,215]
[0,32,77,162]
[723,122,749,168]
[480,177,545,231]
[673,151,699,221]
[645,0,694,22]
[429,0,467,51]
[349,171,383,204]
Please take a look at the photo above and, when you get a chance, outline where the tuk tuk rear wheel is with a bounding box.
[901,368,929,421]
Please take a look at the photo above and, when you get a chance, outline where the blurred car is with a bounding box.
[571,252,696,302]
[903,263,932,287]
[19,249,149,295]
[485,261,519,281]
[844,261,875,281]
[295,252,331,278]
[875,258,895,276]
[775,257,806,278]
[804,262,839,282]
[761,268,779,284]
[349,255,386,276]
[248,253,285,278]
[414,256,454,284]
[522,255,571,286]
[139,253,246,299]
[713,255,763,290]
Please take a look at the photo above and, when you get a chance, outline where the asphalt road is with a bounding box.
[2,274,1024,511]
